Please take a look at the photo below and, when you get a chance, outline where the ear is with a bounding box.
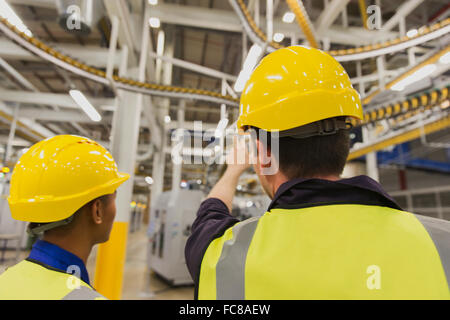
[255,138,272,169]
[90,199,104,225]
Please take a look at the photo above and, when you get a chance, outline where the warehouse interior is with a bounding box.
[0,0,449,300]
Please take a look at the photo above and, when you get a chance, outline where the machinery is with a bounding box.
[147,189,203,285]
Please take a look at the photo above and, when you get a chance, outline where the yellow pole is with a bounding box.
[358,0,369,30]
[94,221,129,299]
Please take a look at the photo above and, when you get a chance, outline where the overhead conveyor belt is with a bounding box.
[0,18,239,107]
[0,16,448,132]
[348,114,450,161]
[362,46,450,105]
[229,0,450,61]
[353,86,449,128]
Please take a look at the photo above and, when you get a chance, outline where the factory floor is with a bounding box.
[0,224,195,300]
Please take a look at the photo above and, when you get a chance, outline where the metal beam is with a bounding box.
[382,0,425,31]
[315,0,351,35]
[0,101,51,141]
[0,40,123,69]
[150,3,395,46]
[7,0,55,8]
[0,90,114,110]
[349,115,450,161]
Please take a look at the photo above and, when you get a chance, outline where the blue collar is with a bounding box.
[28,240,90,285]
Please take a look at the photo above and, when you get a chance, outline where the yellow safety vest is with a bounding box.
[198,204,450,299]
[0,259,106,300]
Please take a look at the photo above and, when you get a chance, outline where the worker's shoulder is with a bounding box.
[0,259,103,300]
[0,259,28,279]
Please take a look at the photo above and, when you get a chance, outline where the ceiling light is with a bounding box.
[406,29,418,38]
[149,17,160,28]
[0,0,32,37]
[273,32,285,43]
[69,90,102,122]
[282,12,295,23]
[145,176,154,185]
[164,115,171,124]
[391,64,437,91]
[439,52,450,64]
[148,0,158,5]
[234,44,263,92]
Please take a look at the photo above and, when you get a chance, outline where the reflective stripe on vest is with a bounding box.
[0,260,106,300]
[62,286,105,300]
[215,217,259,300]
[415,214,450,288]
[198,204,450,300]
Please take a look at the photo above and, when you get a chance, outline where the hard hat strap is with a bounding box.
[279,117,352,139]
[27,215,74,236]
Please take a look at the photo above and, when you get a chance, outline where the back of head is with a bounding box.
[237,46,363,179]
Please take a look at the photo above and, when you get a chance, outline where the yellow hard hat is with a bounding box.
[237,46,363,132]
[8,135,129,223]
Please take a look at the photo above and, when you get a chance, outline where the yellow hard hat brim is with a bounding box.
[8,172,130,223]
[238,88,363,132]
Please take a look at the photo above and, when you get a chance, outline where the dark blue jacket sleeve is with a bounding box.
[185,197,240,287]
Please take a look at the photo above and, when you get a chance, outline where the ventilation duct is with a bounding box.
[55,0,104,36]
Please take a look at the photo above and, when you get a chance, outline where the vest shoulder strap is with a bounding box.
[414,214,450,287]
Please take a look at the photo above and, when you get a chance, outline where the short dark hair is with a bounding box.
[253,118,351,179]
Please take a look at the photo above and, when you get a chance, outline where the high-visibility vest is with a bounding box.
[0,259,106,300]
[198,204,450,299]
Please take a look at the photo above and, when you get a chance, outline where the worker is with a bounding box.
[185,46,450,299]
[0,135,129,300]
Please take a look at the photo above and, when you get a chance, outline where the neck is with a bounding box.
[43,231,93,265]
[272,174,340,198]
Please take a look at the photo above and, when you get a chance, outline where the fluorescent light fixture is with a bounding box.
[0,0,32,37]
[148,0,158,5]
[439,52,450,64]
[164,115,171,124]
[406,29,418,38]
[145,176,154,185]
[234,44,263,92]
[157,30,165,56]
[282,12,295,23]
[149,17,160,28]
[69,90,102,122]
[273,32,285,43]
[391,64,437,91]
